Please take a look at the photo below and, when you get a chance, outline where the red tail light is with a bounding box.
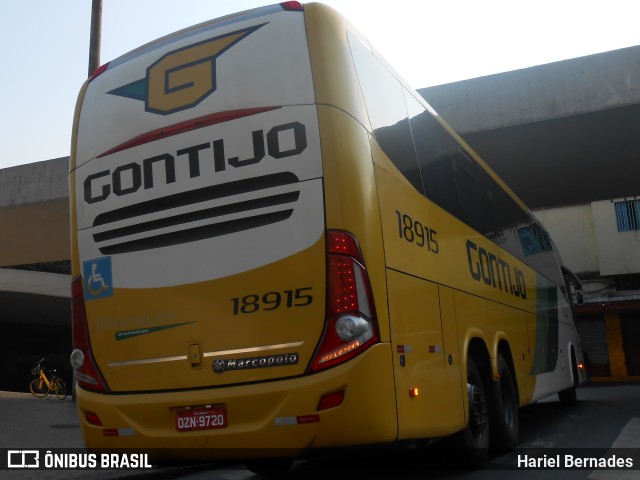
[89,62,110,81]
[310,231,379,372]
[281,1,304,11]
[70,275,110,392]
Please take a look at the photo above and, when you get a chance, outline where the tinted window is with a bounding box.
[404,91,462,218]
[348,34,561,284]
[348,34,423,194]
[451,150,495,234]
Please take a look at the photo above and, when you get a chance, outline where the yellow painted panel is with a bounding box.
[387,269,464,438]
[374,153,538,314]
[437,285,464,418]
[486,301,535,405]
[86,237,326,391]
[76,344,398,453]
[304,3,370,130]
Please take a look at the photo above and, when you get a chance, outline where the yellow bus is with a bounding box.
[69,1,585,470]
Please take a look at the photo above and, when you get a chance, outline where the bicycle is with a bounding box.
[29,358,67,400]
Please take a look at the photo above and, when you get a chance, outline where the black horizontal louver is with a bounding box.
[93,191,299,243]
[92,172,300,254]
[98,210,293,255]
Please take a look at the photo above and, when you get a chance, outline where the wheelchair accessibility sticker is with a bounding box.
[83,257,113,300]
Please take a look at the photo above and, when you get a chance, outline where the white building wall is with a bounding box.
[592,199,640,276]
[534,204,598,273]
[534,200,640,277]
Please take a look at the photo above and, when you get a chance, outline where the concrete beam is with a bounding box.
[419,46,640,134]
[0,198,70,266]
[0,157,68,207]
[0,157,69,266]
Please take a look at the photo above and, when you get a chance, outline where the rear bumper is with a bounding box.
[76,343,396,459]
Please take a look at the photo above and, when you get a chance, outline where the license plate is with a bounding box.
[175,405,227,432]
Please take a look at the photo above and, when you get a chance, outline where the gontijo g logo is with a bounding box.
[108,24,264,115]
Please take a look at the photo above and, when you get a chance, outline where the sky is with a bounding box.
[1,0,639,169]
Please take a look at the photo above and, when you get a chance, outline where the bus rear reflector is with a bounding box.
[84,411,103,426]
[89,62,110,81]
[318,390,345,411]
[280,1,304,11]
[310,231,379,372]
[71,275,110,392]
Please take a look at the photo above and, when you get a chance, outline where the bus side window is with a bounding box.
[348,33,424,195]
[404,91,462,219]
[451,151,495,235]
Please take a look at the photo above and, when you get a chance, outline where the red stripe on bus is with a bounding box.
[97,106,281,158]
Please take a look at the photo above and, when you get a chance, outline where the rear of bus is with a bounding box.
[70,2,396,458]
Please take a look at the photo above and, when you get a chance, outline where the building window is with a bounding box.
[614,199,640,231]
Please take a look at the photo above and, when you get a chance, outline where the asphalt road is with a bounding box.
[1,384,639,479]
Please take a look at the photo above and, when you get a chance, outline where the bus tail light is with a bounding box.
[310,231,379,372]
[71,275,110,392]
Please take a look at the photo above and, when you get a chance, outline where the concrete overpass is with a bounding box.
[0,156,70,265]
[0,157,71,390]
[1,46,638,390]
[418,45,640,209]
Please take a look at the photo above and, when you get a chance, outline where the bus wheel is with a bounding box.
[490,354,519,450]
[456,356,490,468]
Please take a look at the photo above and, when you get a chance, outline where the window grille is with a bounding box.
[614,199,640,231]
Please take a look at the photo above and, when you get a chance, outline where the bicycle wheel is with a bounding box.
[53,378,67,400]
[29,378,49,398]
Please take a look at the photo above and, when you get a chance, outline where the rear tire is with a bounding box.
[455,356,490,468]
[53,377,67,400]
[490,354,519,450]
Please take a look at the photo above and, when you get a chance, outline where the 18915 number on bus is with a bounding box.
[395,210,439,254]
[231,288,313,315]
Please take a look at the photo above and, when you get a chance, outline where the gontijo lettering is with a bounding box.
[466,239,527,299]
[83,121,307,205]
